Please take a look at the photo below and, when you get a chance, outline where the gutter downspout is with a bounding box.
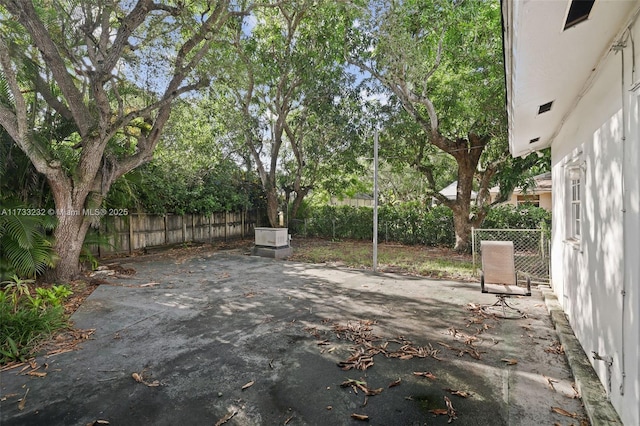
[611,18,637,396]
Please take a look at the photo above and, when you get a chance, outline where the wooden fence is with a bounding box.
[93,210,261,257]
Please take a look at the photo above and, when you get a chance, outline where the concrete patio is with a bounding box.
[1,249,597,425]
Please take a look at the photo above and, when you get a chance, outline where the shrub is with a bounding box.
[483,204,551,229]
[297,202,548,247]
[0,276,72,364]
[0,200,57,280]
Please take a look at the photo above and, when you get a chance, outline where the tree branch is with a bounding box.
[1,0,93,136]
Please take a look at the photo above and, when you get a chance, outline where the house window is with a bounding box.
[567,166,582,240]
[517,194,540,207]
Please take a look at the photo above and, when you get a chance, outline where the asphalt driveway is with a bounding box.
[1,249,588,425]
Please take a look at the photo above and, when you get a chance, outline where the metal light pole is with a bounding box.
[373,129,379,273]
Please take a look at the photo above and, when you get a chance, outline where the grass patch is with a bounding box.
[290,238,474,281]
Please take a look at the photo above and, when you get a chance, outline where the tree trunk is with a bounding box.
[51,212,89,281]
[290,188,309,221]
[265,189,280,228]
[45,171,99,282]
[452,205,472,253]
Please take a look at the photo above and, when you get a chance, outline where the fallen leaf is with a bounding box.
[17,388,29,411]
[27,371,47,378]
[284,415,294,424]
[140,282,159,287]
[544,375,558,390]
[132,372,143,383]
[444,388,472,398]
[214,410,237,426]
[444,396,457,422]
[350,413,369,421]
[551,406,578,418]
[365,387,383,396]
[242,380,255,390]
[429,408,448,415]
[413,371,437,380]
[388,378,401,388]
[501,358,518,365]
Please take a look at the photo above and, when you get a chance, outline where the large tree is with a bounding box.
[348,0,543,251]
[0,0,252,280]
[218,0,360,227]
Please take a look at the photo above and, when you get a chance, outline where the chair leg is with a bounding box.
[484,295,526,319]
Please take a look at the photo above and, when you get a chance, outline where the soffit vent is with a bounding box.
[538,101,553,114]
[529,137,540,144]
[564,0,595,30]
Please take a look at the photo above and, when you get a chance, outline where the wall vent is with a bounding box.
[538,101,553,114]
[529,137,540,144]
[564,0,595,30]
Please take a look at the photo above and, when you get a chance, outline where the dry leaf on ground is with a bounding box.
[445,396,457,423]
[17,388,29,411]
[214,410,237,426]
[501,358,518,365]
[444,388,472,398]
[350,413,369,421]
[413,371,437,380]
[551,406,578,418]
[388,378,401,388]
[242,380,255,390]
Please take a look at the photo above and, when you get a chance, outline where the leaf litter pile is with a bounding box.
[304,304,588,424]
[305,319,476,423]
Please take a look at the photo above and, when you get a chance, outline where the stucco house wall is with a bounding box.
[503,1,640,424]
[549,16,640,426]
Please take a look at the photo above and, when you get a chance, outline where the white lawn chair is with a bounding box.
[480,241,531,318]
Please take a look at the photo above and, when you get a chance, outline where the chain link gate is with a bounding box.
[472,228,551,284]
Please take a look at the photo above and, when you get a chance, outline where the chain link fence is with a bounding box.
[472,228,550,283]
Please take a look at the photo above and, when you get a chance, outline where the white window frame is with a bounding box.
[565,163,583,245]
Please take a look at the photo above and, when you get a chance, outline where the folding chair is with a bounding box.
[480,241,531,318]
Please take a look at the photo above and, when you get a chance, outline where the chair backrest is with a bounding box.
[481,241,516,285]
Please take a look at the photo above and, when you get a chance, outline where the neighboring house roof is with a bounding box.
[439,181,477,200]
[489,172,552,195]
[502,0,638,158]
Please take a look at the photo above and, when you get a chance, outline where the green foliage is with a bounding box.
[300,203,454,246]
[104,98,266,215]
[0,276,71,364]
[0,200,57,280]
[483,204,551,230]
[80,231,114,271]
[298,202,550,247]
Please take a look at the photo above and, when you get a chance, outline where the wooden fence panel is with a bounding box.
[92,210,258,257]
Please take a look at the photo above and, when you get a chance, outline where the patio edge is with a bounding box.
[539,285,623,426]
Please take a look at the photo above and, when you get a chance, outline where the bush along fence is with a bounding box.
[90,210,261,256]
[290,203,551,248]
[290,204,455,246]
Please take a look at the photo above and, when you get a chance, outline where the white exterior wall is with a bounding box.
[550,21,640,426]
